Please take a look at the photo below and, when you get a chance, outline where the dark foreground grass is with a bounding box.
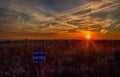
[0,40,120,77]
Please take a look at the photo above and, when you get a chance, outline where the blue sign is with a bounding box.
[33,50,46,62]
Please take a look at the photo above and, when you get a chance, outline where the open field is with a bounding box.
[0,40,120,77]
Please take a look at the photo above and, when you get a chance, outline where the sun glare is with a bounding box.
[86,35,91,40]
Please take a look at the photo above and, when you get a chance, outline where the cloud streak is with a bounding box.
[0,0,120,39]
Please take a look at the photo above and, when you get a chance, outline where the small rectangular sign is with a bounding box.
[33,50,46,62]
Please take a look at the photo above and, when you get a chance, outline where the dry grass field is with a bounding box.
[0,40,120,77]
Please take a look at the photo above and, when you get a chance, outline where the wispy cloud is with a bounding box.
[0,0,120,39]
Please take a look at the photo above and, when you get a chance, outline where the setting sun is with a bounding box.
[86,35,91,40]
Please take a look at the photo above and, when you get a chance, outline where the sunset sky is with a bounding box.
[0,0,120,39]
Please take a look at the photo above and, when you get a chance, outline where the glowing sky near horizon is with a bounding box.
[0,0,120,39]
